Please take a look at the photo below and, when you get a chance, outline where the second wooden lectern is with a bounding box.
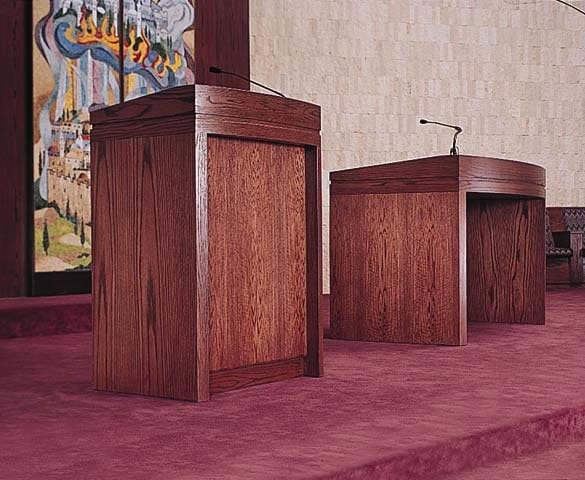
[91,85,323,401]
[329,155,545,346]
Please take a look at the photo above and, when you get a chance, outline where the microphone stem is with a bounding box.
[451,130,461,156]
[248,78,287,98]
[219,70,286,98]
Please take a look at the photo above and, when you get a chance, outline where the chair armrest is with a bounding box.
[569,231,584,284]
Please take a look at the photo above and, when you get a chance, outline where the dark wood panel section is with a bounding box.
[93,85,322,401]
[91,85,194,131]
[92,133,200,401]
[467,198,545,324]
[459,156,545,187]
[330,156,545,198]
[547,207,566,232]
[330,192,463,345]
[207,137,307,371]
[196,85,320,131]
[329,155,545,346]
[304,147,323,376]
[196,116,320,148]
[331,177,459,195]
[0,0,30,297]
[210,358,304,394]
[330,156,460,183]
[195,0,250,89]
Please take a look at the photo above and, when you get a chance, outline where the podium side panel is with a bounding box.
[467,197,545,324]
[93,133,199,401]
[330,192,463,345]
[207,137,308,372]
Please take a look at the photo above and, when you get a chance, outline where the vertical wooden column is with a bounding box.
[467,197,545,325]
[0,1,31,298]
[195,0,250,89]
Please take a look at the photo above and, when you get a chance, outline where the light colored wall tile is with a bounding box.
[250,0,585,292]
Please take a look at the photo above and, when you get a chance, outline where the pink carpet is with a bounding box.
[0,294,91,339]
[0,288,584,479]
[447,440,585,479]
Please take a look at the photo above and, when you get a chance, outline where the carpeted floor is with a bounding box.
[0,288,584,480]
[0,294,91,338]
[447,440,585,480]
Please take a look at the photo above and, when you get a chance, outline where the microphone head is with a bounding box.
[419,119,428,124]
[209,66,223,74]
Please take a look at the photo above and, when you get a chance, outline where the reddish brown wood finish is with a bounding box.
[330,156,545,346]
[330,156,545,198]
[547,207,566,233]
[91,85,322,401]
[0,0,30,298]
[210,358,304,394]
[92,134,199,401]
[330,192,464,345]
[467,198,545,324]
[195,0,250,89]
[207,138,307,371]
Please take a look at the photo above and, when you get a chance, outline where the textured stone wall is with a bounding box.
[250,0,585,291]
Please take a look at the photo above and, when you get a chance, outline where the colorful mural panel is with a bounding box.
[32,0,194,273]
[123,0,195,100]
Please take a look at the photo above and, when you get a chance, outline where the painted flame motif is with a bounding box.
[76,11,120,54]
[126,28,183,78]
[70,9,183,79]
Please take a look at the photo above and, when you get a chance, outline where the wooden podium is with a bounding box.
[90,85,323,401]
[329,155,545,346]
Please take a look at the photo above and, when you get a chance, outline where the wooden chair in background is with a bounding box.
[546,208,584,285]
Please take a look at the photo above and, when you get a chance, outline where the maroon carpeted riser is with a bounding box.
[446,439,585,480]
[1,288,584,479]
[0,294,91,338]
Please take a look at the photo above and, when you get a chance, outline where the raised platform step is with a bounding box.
[0,294,91,338]
[448,440,585,480]
[1,288,584,479]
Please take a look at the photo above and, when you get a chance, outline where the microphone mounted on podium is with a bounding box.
[419,118,463,156]
[209,66,287,98]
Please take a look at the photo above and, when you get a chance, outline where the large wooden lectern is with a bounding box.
[329,156,545,346]
[91,85,323,401]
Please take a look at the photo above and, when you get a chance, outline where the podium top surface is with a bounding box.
[90,85,321,140]
[330,155,545,198]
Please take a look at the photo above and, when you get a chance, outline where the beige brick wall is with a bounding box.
[250,0,585,291]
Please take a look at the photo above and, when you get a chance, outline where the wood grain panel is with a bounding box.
[196,85,320,131]
[91,85,193,126]
[330,156,459,184]
[195,0,250,89]
[207,137,308,371]
[196,116,321,148]
[459,156,545,187]
[330,192,463,345]
[0,0,30,297]
[92,133,200,401]
[547,207,567,233]
[330,156,545,198]
[467,198,545,324]
[210,358,304,394]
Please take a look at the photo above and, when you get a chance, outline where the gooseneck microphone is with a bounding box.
[554,0,585,17]
[209,66,286,98]
[419,118,463,156]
